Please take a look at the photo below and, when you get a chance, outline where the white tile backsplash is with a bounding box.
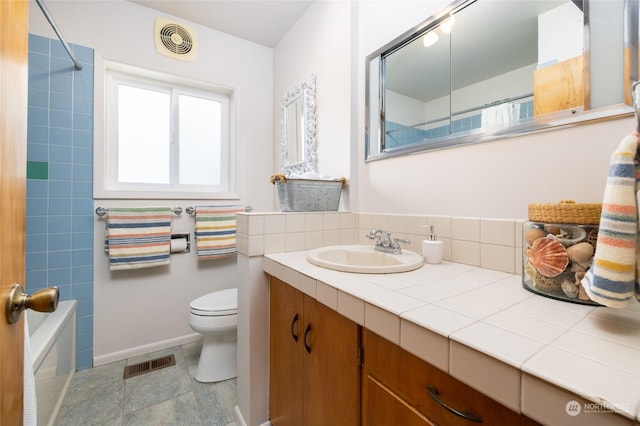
[480,218,515,246]
[238,212,526,274]
[480,243,515,273]
[305,213,324,231]
[427,215,452,239]
[387,214,406,234]
[264,214,286,234]
[285,213,306,232]
[248,214,265,236]
[451,240,481,266]
[339,211,357,229]
[452,216,480,241]
[405,215,428,236]
[323,212,340,229]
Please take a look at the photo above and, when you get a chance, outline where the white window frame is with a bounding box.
[98,61,237,199]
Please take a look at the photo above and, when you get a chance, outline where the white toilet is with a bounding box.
[189,288,238,383]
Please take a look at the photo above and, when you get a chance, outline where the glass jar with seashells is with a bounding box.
[522,221,601,306]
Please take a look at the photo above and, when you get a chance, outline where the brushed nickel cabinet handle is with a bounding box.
[426,385,483,423]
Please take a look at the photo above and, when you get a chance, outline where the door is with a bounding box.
[269,278,304,426]
[303,295,360,426]
[0,0,29,424]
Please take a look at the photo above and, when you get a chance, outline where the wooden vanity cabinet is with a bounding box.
[269,276,360,426]
[362,329,540,426]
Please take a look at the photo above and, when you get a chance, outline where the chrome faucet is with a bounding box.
[365,229,410,254]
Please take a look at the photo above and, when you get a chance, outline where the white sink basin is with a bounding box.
[307,245,424,274]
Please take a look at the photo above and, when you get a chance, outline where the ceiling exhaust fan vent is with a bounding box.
[154,18,197,61]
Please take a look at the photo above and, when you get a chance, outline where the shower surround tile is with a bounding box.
[27,33,95,370]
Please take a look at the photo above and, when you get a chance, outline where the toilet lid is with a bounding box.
[190,288,237,316]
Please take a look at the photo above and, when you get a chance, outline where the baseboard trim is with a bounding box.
[234,405,271,426]
[93,333,203,366]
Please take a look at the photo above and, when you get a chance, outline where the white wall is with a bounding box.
[273,1,352,187]
[355,0,633,219]
[538,1,584,65]
[29,0,275,363]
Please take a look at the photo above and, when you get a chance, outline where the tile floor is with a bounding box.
[56,341,238,426]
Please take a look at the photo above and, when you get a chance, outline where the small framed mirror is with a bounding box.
[281,74,317,174]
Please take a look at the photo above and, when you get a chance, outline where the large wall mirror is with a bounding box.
[366,0,639,161]
[281,74,317,174]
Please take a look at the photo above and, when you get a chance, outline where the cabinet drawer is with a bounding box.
[362,329,539,426]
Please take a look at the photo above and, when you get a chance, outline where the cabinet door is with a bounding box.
[303,295,360,426]
[269,278,304,426]
[362,329,540,426]
[363,373,436,426]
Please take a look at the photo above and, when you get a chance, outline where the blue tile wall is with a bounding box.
[385,100,535,149]
[26,34,94,371]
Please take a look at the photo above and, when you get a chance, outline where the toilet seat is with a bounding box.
[190,288,237,316]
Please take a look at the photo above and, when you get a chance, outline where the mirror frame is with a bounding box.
[365,0,639,161]
[281,73,317,174]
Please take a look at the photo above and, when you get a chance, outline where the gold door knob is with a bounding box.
[5,284,59,324]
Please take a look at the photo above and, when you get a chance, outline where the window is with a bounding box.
[104,65,233,198]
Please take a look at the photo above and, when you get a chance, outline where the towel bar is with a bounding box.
[95,206,183,216]
[186,205,253,214]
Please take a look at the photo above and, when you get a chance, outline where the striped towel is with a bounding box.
[106,207,172,271]
[581,132,640,307]
[195,205,244,261]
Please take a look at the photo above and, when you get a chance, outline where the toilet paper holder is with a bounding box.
[171,233,190,254]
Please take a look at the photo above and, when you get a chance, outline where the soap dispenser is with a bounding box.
[422,225,443,264]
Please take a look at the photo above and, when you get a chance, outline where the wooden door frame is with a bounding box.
[0,0,29,423]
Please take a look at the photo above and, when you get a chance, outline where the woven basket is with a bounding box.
[528,200,602,225]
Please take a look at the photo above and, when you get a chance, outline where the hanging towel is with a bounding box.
[481,102,520,129]
[581,132,640,307]
[24,315,37,426]
[195,205,244,261]
[106,207,172,271]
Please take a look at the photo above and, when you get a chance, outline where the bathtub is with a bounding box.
[27,299,77,426]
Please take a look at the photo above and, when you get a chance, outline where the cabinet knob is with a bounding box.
[426,385,483,423]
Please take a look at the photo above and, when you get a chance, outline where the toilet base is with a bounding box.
[195,333,237,383]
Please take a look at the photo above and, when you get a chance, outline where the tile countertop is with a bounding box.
[263,250,640,426]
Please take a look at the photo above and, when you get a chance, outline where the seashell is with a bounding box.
[577,285,591,301]
[524,262,538,286]
[561,279,579,299]
[525,228,546,246]
[574,271,592,301]
[544,225,562,235]
[546,225,587,247]
[526,237,569,277]
[570,261,590,273]
[531,269,562,292]
[567,242,594,263]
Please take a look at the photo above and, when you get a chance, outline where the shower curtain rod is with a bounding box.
[35,0,83,70]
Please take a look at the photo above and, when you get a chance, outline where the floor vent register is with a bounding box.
[123,354,176,379]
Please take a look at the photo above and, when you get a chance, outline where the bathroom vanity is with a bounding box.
[269,275,538,425]
[264,250,640,426]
